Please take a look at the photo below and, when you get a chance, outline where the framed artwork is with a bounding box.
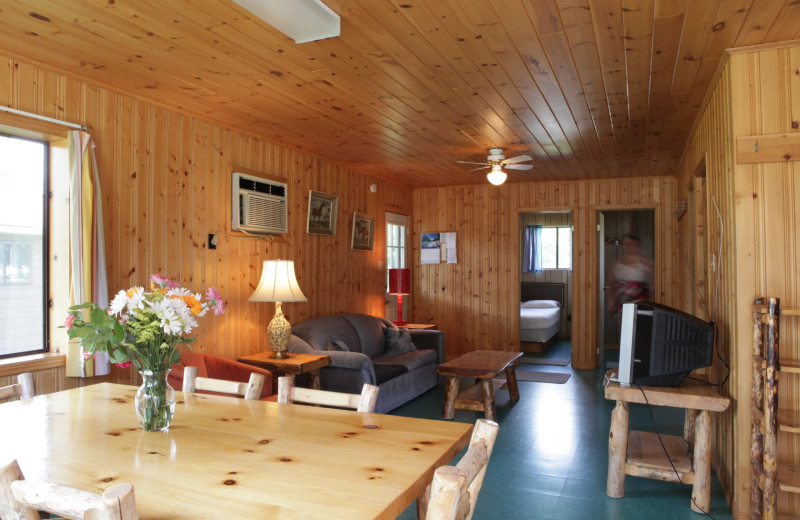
[306,190,338,236]
[351,212,375,251]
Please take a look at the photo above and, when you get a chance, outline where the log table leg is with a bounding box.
[691,410,712,513]
[684,409,698,451]
[309,369,322,390]
[442,376,460,420]
[505,365,520,401]
[607,400,630,498]
[481,379,496,422]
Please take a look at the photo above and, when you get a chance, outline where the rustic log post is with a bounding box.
[182,366,198,394]
[763,297,780,520]
[100,483,139,520]
[480,379,496,422]
[357,384,380,413]
[277,376,295,404]
[691,410,712,513]
[607,400,629,498]
[442,377,459,420]
[751,297,765,520]
[0,460,39,520]
[684,409,698,450]
[17,373,34,399]
[243,373,265,401]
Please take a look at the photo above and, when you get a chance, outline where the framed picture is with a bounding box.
[306,190,338,236]
[351,212,375,251]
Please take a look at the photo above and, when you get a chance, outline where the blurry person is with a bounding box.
[608,234,654,328]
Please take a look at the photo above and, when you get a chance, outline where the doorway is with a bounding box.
[597,209,656,368]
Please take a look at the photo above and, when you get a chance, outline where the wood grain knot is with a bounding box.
[101,477,114,483]
[363,424,378,429]
[369,467,385,472]
[243,449,255,453]
[411,447,421,451]
[228,471,238,475]
[105,431,121,436]
[223,480,236,486]
[417,441,434,445]
[279,457,293,463]
[259,439,271,445]
[148,451,158,455]
[113,398,127,403]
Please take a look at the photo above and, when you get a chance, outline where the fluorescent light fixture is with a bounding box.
[231,0,340,44]
[487,164,507,186]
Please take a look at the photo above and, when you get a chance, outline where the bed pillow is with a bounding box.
[521,299,561,309]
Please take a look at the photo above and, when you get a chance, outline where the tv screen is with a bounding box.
[618,301,714,387]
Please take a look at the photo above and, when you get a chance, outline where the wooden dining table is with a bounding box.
[0,383,472,519]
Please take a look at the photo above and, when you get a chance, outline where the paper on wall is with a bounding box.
[421,232,440,264]
[441,232,457,263]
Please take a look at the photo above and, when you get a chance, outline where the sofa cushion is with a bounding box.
[326,340,350,352]
[373,363,408,385]
[341,314,390,359]
[373,348,438,373]
[383,327,417,354]
[292,315,363,353]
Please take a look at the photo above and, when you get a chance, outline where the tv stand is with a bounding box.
[603,369,730,513]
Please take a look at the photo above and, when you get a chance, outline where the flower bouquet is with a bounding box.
[65,274,225,431]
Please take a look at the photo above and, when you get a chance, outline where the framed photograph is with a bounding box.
[306,190,338,236]
[351,212,375,251]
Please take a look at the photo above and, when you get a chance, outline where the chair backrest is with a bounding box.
[182,366,265,400]
[0,373,35,402]
[0,460,138,520]
[421,419,499,520]
[277,376,379,413]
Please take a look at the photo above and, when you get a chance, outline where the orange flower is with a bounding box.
[171,294,203,315]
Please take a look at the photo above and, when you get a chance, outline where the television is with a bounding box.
[617,300,714,387]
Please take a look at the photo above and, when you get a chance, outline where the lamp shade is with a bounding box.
[388,268,410,295]
[249,260,307,302]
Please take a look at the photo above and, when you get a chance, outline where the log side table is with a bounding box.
[603,369,730,513]
[238,352,331,390]
[436,350,523,422]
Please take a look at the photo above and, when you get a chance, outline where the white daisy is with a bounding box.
[109,290,129,316]
[160,308,183,335]
[127,287,146,310]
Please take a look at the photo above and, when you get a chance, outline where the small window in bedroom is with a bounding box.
[524,225,571,272]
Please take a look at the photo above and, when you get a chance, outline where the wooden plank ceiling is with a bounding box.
[0,0,797,188]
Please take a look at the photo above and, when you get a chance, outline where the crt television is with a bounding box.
[618,301,714,387]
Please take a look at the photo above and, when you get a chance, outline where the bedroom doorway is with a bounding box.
[518,211,573,362]
[597,209,656,369]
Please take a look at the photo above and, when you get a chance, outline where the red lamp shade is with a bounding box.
[388,268,410,326]
[388,268,410,295]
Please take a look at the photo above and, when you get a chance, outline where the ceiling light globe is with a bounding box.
[487,167,507,186]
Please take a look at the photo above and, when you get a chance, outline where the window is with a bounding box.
[0,134,48,358]
[386,213,408,275]
[524,225,571,272]
[541,226,572,269]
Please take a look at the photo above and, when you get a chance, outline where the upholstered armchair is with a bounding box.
[169,352,274,400]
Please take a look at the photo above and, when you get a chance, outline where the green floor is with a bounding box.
[391,340,733,519]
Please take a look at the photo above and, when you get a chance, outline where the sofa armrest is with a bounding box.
[311,350,377,389]
[408,330,445,363]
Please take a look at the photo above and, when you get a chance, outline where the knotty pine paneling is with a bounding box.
[677,41,800,518]
[0,54,411,388]
[411,177,678,369]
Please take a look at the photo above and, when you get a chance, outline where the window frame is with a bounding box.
[0,132,50,359]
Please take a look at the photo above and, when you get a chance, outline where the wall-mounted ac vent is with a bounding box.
[231,172,288,235]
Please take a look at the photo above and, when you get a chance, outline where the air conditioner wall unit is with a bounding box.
[231,172,288,235]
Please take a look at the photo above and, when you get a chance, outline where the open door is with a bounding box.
[596,212,605,369]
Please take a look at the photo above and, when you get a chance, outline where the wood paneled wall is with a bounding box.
[411,178,678,369]
[0,54,412,390]
[519,211,573,336]
[677,42,800,519]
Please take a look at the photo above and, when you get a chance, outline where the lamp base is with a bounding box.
[271,351,290,360]
[267,301,292,360]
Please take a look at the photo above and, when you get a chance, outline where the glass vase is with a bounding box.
[135,369,175,431]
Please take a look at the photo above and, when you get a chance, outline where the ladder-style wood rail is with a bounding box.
[750,297,800,520]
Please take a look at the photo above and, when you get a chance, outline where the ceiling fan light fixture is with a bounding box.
[231,0,340,44]
[487,164,507,186]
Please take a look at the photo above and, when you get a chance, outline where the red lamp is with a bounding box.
[388,268,410,326]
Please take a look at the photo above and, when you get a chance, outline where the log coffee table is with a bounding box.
[437,350,523,421]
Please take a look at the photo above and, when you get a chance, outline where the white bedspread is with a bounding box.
[520,306,560,330]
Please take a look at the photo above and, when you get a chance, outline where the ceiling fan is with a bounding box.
[457,148,533,185]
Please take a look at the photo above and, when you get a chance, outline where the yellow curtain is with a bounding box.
[66,130,109,377]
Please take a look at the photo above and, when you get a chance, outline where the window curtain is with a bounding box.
[522,225,543,273]
[66,130,110,377]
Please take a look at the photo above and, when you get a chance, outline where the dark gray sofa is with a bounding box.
[288,313,445,413]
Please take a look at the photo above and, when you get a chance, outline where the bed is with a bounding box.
[520,283,564,347]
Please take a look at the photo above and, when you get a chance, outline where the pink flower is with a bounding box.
[114,361,133,369]
[206,287,225,315]
[150,273,179,289]
[82,351,94,360]
[64,314,76,330]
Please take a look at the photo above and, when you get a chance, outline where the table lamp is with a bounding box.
[249,260,307,359]
[388,268,410,326]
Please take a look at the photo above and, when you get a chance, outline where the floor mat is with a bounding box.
[501,371,571,384]
[520,357,570,366]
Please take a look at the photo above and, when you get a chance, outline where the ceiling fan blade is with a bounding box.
[503,155,532,165]
[457,160,489,166]
[468,165,491,172]
[505,164,533,170]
